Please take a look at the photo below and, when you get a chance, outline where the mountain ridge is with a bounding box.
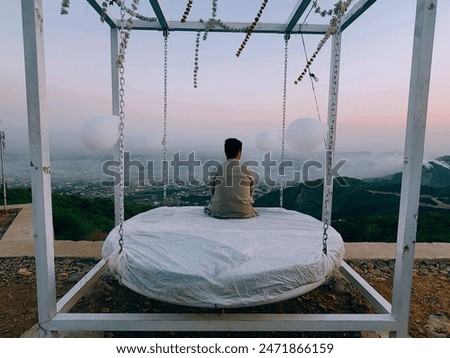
[365,155,450,188]
[254,155,450,243]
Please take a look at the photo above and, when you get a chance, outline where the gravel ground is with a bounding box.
[1,257,449,338]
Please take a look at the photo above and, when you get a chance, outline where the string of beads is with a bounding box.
[181,0,194,23]
[294,0,352,84]
[236,0,269,57]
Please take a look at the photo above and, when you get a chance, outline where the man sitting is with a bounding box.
[206,138,258,219]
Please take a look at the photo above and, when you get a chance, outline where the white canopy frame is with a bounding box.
[21,0,437,337]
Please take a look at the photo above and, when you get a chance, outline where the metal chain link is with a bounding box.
[118,1,127,253]
[162,30,169,206]
[279,34,289,208]
[0,131,5,149]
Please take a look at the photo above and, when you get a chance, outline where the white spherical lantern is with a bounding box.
[80,115,120,151]
[286,117,328,153]
[255,131,279,151]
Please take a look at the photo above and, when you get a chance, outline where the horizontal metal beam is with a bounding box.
[43,312,398,332]
[87,0,117,28]
[123,20,329,34]
[84,0,376,35]
[56,260,108,314]
[285,0,312,33]
[341,0,377,32]
[340,261,392,314]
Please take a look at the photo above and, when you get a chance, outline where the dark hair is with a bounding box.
[224,138,242,159]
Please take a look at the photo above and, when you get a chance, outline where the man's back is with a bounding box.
[209,159,258,219]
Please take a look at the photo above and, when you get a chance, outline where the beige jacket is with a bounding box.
[209,159,258,219]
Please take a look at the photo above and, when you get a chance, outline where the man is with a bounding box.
[206,138,258,219]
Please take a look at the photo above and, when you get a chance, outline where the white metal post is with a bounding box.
[111,27,121,226]
[21,0,56,337]
[322,31,342,225]
[391,0,437,337]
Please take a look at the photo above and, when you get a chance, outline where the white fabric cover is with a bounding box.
[102,207,345,308]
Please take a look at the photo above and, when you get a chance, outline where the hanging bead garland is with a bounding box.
[294,0,352,85]
[212,0,218,19]
[193,31,201,88]
[60,0,70,15]
[100,1,109,21]
[236,0,269,57]
[200,18,241,36]
[117,0,142,61]
[61,0,156,24]
[182,0,218,24]
[312,0,335,17]
[104,0,156,24]
[205,3,221,37]
[192,1,229,88]
[181,0,194,23]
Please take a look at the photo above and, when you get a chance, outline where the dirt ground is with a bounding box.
[0,210,449,338]
[1,256,449,338]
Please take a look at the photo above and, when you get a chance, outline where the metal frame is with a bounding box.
[21,0,437,337]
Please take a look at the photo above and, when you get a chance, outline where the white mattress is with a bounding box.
[102,206,345,308]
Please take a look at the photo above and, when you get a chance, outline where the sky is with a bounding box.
[0,0,449,159]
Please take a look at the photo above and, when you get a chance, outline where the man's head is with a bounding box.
[224,138,242,160]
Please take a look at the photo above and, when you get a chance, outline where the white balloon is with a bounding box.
[80,115,120,151]
[286,118,328,153]
[255,131,279,151]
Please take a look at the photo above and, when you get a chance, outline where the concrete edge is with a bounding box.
[1,203,450,259]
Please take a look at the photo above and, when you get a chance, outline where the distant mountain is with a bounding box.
[422,156,450,188]
[255,156,450,243]
[255,177,402,220]
[368,155,450,188]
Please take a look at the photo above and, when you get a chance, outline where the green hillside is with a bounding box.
[2,178,449,243]
[0,188,152,241]
[255,177,450,243]
[255,177,402,219]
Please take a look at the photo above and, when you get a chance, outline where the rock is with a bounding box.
[388,260,395,270]
[17,268,32,277]
[84,281,115,299]
[361,331,389,338]
[425,313,450,338]
[67,272,85,283]
[369,268,383,276]
[57,272,69,280]
[330,273,353,294]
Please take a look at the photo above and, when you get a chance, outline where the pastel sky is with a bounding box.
[1,0,449,157]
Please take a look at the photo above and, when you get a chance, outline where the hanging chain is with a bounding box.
[117,1,127,253]
[322,149,332,255]
[162,30,169,206]
[279,33,289,208]
[0,131,5,150]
